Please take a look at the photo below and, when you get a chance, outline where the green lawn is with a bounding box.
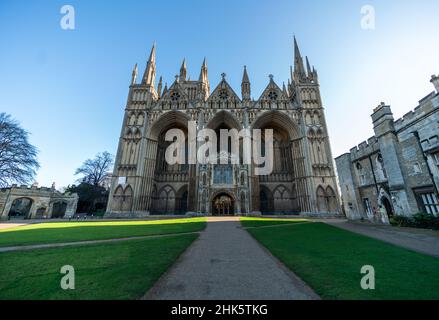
[242,218,439,300]
[0,234,198,299]
[0,218,206,247]
[240,217,310,228]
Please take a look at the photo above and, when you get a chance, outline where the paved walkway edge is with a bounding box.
[143,217,320,300]
[322,220,439,258]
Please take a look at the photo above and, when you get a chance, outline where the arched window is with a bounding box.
[122,185,133,211]
[326,187,337,212]
[112,186,124,211]
[317,186,328,212]
[273,185,292,212]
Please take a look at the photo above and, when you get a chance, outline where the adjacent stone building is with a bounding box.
[336,75,439,223]
[0,184,78,220]
[106,39,341,217]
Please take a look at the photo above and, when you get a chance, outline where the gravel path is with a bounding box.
[323,219,439,257]
[143,217,319,300]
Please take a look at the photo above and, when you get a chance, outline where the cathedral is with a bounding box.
[106,38,340,217]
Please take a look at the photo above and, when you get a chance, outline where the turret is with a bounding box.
[241,65,251,101]
[293,36,306,82]
[141,43,157,93]
[131,63,138,85]
[162,83,168,96]
[198,57,210,99]
[180,59,187,81]
[431,74,439,93]
[157,76,163,98]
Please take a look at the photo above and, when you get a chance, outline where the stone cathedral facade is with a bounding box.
[106,39,341,217]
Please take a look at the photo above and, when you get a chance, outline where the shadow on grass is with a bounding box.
[246,221,439,300]
[0,234,199,300]
[0,218,206,247]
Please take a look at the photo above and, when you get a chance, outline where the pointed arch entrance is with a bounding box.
[210,190,235,216]
[212,193,234,216]
[252,110,303,214]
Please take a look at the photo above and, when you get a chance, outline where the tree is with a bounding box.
[0,113,39,187]
[75,151,114,187]
[66,183,109,214]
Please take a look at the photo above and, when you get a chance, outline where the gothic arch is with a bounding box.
[112,185,124,211]
[128,112,137,126]
[176,185,188,215]
[313,110,321,124]
[153,185,176,214]
[210,190,236,216]
[122,185,133,211]
[148,110,190,141]
[136,112,145,126]
[206,110,242,130]
[209,189,236,203]
[316,186,328,212]
[252,110,300,140]
[134,128,142,139]
[326,186,337,212]
[273,184,292,212]
[259,185,274,214]
[378,187,393,218]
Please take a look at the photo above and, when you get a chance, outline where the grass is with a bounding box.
[0,218,206,247]
[0,234,198,300]
[242,218,439,300]
[240,217,310,228]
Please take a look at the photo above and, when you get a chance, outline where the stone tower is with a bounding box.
[106,39,341,217]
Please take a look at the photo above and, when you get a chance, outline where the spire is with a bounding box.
[282,82,287,95]
[142,43,156,89]
[131,63,138,85]
[306,56,312,78]
[157,76,163,97]
[180,58,187,81]
[198,57,210,99]
[199,57,208,82]
[293,36,306,81]
[241,65,251,101]
[162,83,168,96]
[242,65,250,83]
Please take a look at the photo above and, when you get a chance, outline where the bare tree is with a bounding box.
[0,113,39,187]
[75,151,114,187]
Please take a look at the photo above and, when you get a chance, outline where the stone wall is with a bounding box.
[0,185,78,220]
[336,76,439,223]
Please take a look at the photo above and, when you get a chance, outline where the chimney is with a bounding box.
[431,74,439,93]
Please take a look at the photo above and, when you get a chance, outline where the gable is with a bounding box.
[207,78,241,106]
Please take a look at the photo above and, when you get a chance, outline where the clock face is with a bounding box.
[219,89,229,100]
[268,90,278,101]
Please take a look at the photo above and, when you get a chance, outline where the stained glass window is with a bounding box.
[213,164,233,184]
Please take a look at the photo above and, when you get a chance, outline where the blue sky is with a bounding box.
[1,0,438,188]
